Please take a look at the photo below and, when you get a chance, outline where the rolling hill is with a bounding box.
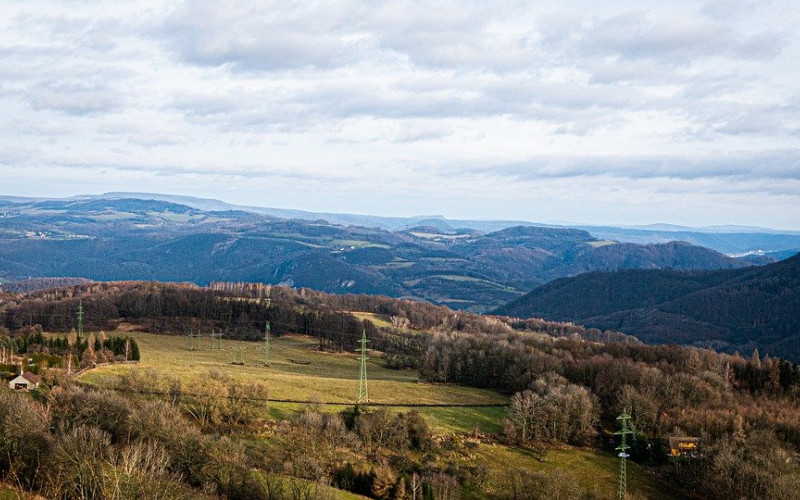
[8,192,799,256]
[0,196,763,311]
[494,252,800,361]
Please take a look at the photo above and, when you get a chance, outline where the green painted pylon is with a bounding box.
[264,321,271,366]
[209,328,222,350]
[615,408,634,500]
[356,328,370,404]
[76,301,84,339]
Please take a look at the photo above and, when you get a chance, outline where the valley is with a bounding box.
[0,195,770,312]
[2,280,800,498]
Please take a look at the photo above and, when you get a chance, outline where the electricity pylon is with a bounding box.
[264,321,271,366]
[187,329,200,351]
[231,345,245,365]
[76,301,84,339]
[210,328,222,350]
[356,328,370,403]
[615,408,634,500]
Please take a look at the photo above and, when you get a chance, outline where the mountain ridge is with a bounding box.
[5,192,799,256]
[493,253,800,361]
[0,195,762,312]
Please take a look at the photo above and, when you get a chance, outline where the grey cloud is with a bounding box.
[446,150,800,183]
[27,82,123,115]
[27,84,123,115]
[676,95,800,139]
[160,1,544,73]
[165,71,638,138]
[700,0,761,21]
[295,73,640,124]
[580,11,784,64]
[161,0,366,71]
[155,0,790,143]
[587,59,667,85]
[36,158,357,184]
[0,145,34,166]
[737,32,785,59]
[710,108,790,136]
[169,90,317,134]
[368,1,541,71]
[393,125,453,143]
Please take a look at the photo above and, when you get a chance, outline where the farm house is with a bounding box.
[8,371,40,390]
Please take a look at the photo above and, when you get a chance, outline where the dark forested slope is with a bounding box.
[494,253,800,361]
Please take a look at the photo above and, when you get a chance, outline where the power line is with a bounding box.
[79,383,506,408]
[0,311,421,345]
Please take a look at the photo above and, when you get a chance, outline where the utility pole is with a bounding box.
[264,321,271,366]
[231,345,245,365]
[76,301,84,340]
[209,328,222,350]
[187,329,200,351]
[616,408,634,500]
[356,328,370,404]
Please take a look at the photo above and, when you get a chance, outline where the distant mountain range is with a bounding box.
[6,192,797,256]
[0,194,772,311]
[574,224,800,258]
[493,253,800,362]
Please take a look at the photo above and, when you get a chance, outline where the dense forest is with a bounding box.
[494,252,800,362]
[1,281,800,498]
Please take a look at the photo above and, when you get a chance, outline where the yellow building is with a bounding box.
[668,437,700,458]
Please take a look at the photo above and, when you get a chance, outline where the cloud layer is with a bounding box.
[1,0,799,228]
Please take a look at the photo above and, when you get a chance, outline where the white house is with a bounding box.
[8,372,40,390]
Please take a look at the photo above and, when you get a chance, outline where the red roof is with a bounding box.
[21,371,40,384]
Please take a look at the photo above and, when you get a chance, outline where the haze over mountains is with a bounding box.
[1,193,790,312]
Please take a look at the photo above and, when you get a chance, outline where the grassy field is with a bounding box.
[331,239,391,249]
[476,444,679,499]
[0,486,21,500]
[71,331,678,498]
[80,332,507,433]
[588,240,618,248]
[348,312,394,329]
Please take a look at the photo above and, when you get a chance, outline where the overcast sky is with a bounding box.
[1,1,799,229]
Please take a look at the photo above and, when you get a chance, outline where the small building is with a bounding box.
[8,372,40,390]
[669,437,700,458]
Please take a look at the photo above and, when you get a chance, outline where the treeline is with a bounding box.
[1,281,597,357]
[0,325,139,375]
[0,277,92,295]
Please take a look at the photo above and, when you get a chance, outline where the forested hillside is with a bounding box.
[2,280,800,498]
[0,197,758,312]
[495,252,800,361]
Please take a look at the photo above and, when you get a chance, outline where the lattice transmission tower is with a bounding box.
[615,408,634,500]
[231,345,245,365]
[209,328,223,350]
[187,329,201,351]
[76,301,84,339]
[263,321,271,366]
[356,329,370,403]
